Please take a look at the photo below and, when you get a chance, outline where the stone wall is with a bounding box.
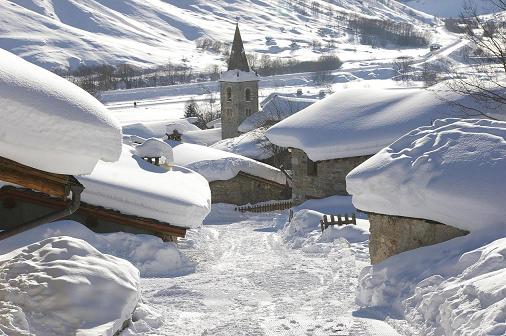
[220,80,259,139]
[291,148,371,205]
[210,171,290,205]
[368,213,469,264]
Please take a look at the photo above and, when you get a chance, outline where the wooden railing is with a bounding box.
[320,213,356,232]
[235,200,293,213]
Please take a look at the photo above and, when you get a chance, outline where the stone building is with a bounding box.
[219,24,260,139]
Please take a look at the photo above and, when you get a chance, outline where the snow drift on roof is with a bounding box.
[347,118,506,232]
[78,144,211,229]
[0,49,121,175]
[219,69,259,83]
[182,128,222,146]
[173,143,286,184]
[135,138,174,164]
[122,118,199,139]
[266,85,503,161]
[239,94,317,133]
[212,128,274,161]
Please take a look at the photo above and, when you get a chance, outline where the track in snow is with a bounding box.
[138,213,410,335]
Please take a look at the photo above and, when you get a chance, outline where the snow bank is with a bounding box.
[135,138,174,164]
[0,236,139,336]
[211,128,273,160]
[239,94,317,133]
[0,49,121,175]
[79,144,211,229]
[0,220,194,277]
[357,232,506,336]
[182,128,222,146]
[347,118,506,232]
[173,143,286,184]
[122,119,198,139]
[266,85,501,161]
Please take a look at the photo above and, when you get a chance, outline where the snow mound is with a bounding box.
[0,48,121,175]
[347,118,506,232]
[123,119,199,139]
[0,236,139,336]
[239,95,317,133]
[357,233,506,336]
[135,138,174,164]
[173,143,286,184]
[211,128,273,160]
[266,85,502,161]
[182,128,222,146]
[79,144,211,229]
[0,220,193,277]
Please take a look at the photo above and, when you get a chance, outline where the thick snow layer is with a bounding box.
[123,119,199,139]
[182,128,222,146]
[135,138,174,164]
[78,144,211,229]
[0,220,194,277]
[239,95,317,133]
[357,232,506,336]
[0,236,139,336]
[211,128,273,160]
[266,85,502,161]
[400,0,500,17]
[0,49,121,175]
[172,143,286,184]
[347,118,506,232]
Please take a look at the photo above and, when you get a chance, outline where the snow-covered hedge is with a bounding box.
[347,118,506,232]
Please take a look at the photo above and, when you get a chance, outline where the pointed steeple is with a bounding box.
[228,24,250,72]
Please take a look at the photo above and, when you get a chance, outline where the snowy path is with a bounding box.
[139,215,407,336]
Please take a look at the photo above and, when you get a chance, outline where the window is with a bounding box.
[307,158,318,176]
[226,87,232,102]
[246,108,252,116]
[245,88,252,102]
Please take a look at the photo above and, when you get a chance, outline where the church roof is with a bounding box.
[228,24,250,72]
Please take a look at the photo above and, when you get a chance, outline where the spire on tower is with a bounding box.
[228,24,250,72]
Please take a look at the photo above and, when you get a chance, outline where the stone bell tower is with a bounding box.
[219,23,260,139]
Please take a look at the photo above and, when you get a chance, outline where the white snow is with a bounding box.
[219,69,260,83]
[0,236,139,336]
[172,143,287,184]
[123,119,199,139]
[266,84,503,161]
[0,220,194,278]
[181,128,222,146]
[0,48,121,175]
[347,118,506,232]
[211,128,273,161]
[401,0,500,17]
[135,138,174,164]
[78,144,211,229]
[239,94,317,133]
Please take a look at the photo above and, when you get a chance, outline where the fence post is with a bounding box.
[352,213,356,225]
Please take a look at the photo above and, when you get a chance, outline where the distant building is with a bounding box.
[219,24,260,139]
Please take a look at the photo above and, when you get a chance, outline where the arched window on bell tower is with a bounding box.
[245,88,252,102]
[226,87,232,102]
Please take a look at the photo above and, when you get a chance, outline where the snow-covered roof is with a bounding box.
[206,118,222,129]
[172,143,286,185]
[347,118,506,232]
[182,128,222,146]
[211,128,274,161]
[239,94,317,133]
[122,119,199,139]
[78,144,211,229]
[266,85,503,161]
[134,138,174,164]
[219,69,260,83]
[0,49,122,175]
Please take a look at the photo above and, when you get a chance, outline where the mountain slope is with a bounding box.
[399,0,499,17]
[1,0,435,71]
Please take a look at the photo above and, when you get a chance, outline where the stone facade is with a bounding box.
[210,171,290,205]
[368,213,469,264]
[220,80,259,139]
[291,148,371,205]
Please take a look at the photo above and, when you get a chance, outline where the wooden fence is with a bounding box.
[235,200,293,213]
[320,213,356,232]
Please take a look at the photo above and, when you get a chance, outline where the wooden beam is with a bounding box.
[0,157,73,198]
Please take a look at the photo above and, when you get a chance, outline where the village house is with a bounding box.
[266,84,496,205]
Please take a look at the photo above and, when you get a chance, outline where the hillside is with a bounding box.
[1,0,436,71]
[399,0,499,17]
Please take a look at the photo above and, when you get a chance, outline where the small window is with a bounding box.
[246,108,252,116]
[307,159,318,176]
[226,87,232,102]
[245,88,252,102]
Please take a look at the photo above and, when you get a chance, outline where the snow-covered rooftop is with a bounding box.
[211,128,274,161]
[0,49,122,175]
[78,144,211,229]
[219,69,260,83]
[122,119,199,139]
[239,94,317,133]
[172,143,286,185]
[347,118,506,232]
[266,85,503,161]
[182,128,222,146]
